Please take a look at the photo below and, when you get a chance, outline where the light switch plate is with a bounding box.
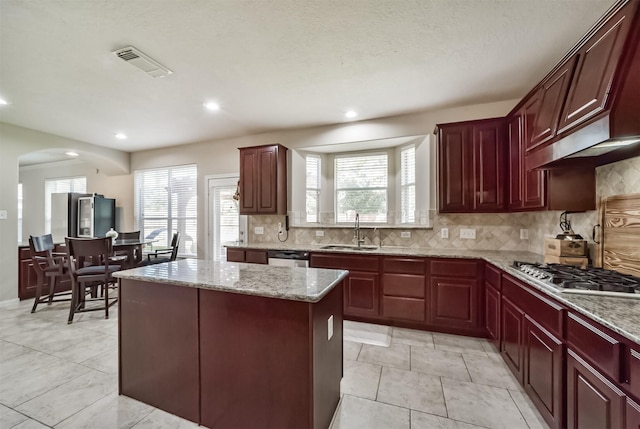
[254,226,264,235]
[460,228,476,239]
[520,229,529,240]
[315,230,324,237]
[441,228,449,239]
[327,315,334,340]
[400,231,411,238]
[0,210,6,220]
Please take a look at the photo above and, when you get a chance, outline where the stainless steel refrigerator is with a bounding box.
[77,195,116,238]
[50,192,90,242]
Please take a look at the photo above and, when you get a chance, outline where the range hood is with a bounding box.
[526,0,640,170]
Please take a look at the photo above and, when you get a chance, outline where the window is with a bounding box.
[400,145,416,223]
[212,182,239,261]
[135,164,197,257]
[335,153,388,223]
[18,183,23,242]
[305,155,321,223]
[44,176,87,233]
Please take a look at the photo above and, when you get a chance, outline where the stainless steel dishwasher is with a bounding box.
[267,250,310,267]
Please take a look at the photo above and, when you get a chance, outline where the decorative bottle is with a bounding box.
[105,228,119,243]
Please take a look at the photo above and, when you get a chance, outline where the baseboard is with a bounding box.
[0,298,20,308]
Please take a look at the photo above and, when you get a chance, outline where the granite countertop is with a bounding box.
[227,242,640,345]
[114,259,348,303]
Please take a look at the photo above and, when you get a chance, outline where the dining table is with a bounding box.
[112,238,156,268]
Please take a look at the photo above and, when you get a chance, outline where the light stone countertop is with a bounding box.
[227,242,640,345]
[113,259,348,303]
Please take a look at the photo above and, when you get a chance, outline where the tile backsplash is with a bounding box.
[246,156,640,256]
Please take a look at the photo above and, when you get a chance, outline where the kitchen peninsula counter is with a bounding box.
[115,259,347,429]
[227,243,640,345]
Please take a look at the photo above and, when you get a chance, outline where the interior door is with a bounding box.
[207,176,242,261]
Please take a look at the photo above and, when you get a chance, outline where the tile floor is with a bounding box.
[0,299,549,429]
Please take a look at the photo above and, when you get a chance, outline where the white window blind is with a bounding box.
[44,176,86,233]
[213,185,239,261]
[18,183,23,243]
[306,155,321,223]
[400,145,416,223]
[134,164,197,257]
[335,153,387,223]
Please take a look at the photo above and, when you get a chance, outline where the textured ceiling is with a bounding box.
[0,0,614,153]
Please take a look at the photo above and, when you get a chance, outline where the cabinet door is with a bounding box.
[501,297,524,383]
[566,349,625,429]
[557,1,635,134]
[472,119,505,211]
[526,56,577,150]
[627,398,640,429]
[239,148,258,214]
[485,283,500,346]
[507,113,524,209]
[429,276,477,329]
[523,316,564,429]
[257,146,277,213]
[344,271,380,318]
[226,249,245,263]
[438,125,471,212]
[245,250,268,264]
[18,258,40,300]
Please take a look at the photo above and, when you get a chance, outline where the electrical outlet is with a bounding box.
[520,229,529,240]
[254,226,264,235]
[278,222,283,234]
[441,228,449,239]
[0,210,6,220]
[460,228,476,239]
[315,230,324,237]
[327,315,334,340]
[400,231,411,238]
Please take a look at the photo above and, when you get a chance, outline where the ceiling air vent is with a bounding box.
[112,46,172,78]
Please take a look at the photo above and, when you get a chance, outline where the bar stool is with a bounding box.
[28,234,71,313]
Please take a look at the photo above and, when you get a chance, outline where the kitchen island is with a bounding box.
[114,259,348,429]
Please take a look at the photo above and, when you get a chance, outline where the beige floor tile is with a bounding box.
[341,359,382,400]
[442,377,529,429]
[0,340,31,361]
[508,388,549,429]
[12,418,50,429]
[81,348,119,374]
[411,410,487,429]
[377,367,446,416]
[411,346,471,381]
[391,327,434,348]
[130,408,200,428]
[0,403,29,428]
[343,340,362,361]
[358,343,410,370]
[55,392,155,429]
[433,333,488,356]
[463,353,520,389]
[330,394,409,429]
[343,321,391,346]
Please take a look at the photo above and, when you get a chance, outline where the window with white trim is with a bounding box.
[400,145,416,223]
[335,153,388,223]
[305,155,321,223]
[134,164,197,257]
[45,176,86,233]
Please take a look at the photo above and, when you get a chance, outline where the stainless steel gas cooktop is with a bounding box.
[512,261,640,299]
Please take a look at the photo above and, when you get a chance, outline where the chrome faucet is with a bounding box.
[354,213,365,248]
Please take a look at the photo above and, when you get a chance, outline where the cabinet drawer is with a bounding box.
[245,250,268,264]
[430,258,479,277]
[566,312,622,382]
[19,247,31,260]
[226,249,245,262]
[310,253,379,272]
[628,347,640,399]
[382,257,425,275]
[485,264,501,290]
[382,296,425,322]
[382,274,425,298]
[502,274,564,337]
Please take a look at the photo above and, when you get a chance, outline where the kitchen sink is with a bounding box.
[319,245,378,251]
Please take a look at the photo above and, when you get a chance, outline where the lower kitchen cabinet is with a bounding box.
[523,315,563,429]
[484,263,501,348]
[566,348,625,429]
[344,271,380,318]
[381,257,427,323]
[226,248,268,264]
[627,399,640,429]
[501,296,525,383]
[18,244,72,300]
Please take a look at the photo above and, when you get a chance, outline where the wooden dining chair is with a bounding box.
[139,232,180,266]
[65,237,121,324]
[28,234,71,313]
[114,231,142,264]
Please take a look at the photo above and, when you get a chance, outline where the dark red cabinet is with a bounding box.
[18,244,72,300]
[381,257,426,322]
[567,348,626,429]
[239,144,287,215]
[627,398,640,429]
[557,0,636,134]
[225,248,268,264]
[501,296,525,383]
[484,264,501,349]
[437,118,506,213]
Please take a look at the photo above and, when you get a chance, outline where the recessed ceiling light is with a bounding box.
[115,133,128,140]
[345,110,358,118]
[0,97,9,105]
[65,151,79,157]
[203,101,220,111]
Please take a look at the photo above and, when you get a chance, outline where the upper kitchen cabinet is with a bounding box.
[437,117,506,213]
[557,0,636,134]
[239,144,288,215]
